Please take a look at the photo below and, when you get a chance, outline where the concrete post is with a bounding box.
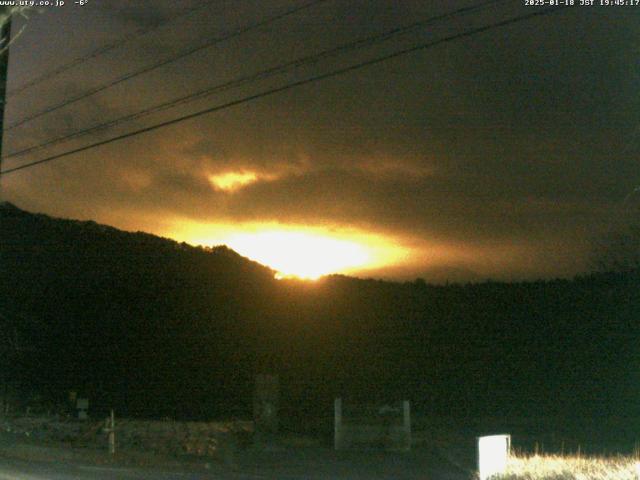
[253,374,279,447]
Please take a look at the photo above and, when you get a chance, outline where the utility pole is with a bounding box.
[0,7,11,196]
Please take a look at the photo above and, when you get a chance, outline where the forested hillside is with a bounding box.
[1,202,638,435]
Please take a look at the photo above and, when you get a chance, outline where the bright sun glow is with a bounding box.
[224,231,369,280]
[208,171,258,191]
[167,222,409,280]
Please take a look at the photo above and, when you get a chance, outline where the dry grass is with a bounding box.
[493,453,640,480]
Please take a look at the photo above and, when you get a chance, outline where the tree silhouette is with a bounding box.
[592,224,640,273]
[0,309,38,414]
[591,188,640,273]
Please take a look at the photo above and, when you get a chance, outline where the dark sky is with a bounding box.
[1,0,639,281]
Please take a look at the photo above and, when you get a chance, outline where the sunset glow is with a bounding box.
[208,171,259,191]
[224,231,370,279]
[168,222,409,280]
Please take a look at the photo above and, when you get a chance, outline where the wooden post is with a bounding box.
[334,397,342,450]
[107,409,115,455]
[403,400,411,451]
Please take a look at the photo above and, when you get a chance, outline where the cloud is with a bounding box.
[100,1,171,29]
[5,1,639,281]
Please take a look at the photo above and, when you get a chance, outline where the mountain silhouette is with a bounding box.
[1,202,639,442]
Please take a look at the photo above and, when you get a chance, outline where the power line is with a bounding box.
[5,0,328,131]
[4,0,508,161]
[0,5,571,177]
[8,0,221,98]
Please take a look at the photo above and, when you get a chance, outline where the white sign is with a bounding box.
[478,434,510,480]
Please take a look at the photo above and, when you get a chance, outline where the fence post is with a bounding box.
[107,409,115,455]
[334,397,343,450]
[403,400,411,451]
[253,374,279,448]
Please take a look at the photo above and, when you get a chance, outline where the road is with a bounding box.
[0,455,245,480]
[0,446,472,479]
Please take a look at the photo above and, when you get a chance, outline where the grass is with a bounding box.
[492,452,640,480]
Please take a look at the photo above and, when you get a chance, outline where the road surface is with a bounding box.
[0,445,472,479]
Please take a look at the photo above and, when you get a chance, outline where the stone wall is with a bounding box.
[0,416,253,459]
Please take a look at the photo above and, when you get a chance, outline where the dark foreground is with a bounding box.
[0,443,472,479]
